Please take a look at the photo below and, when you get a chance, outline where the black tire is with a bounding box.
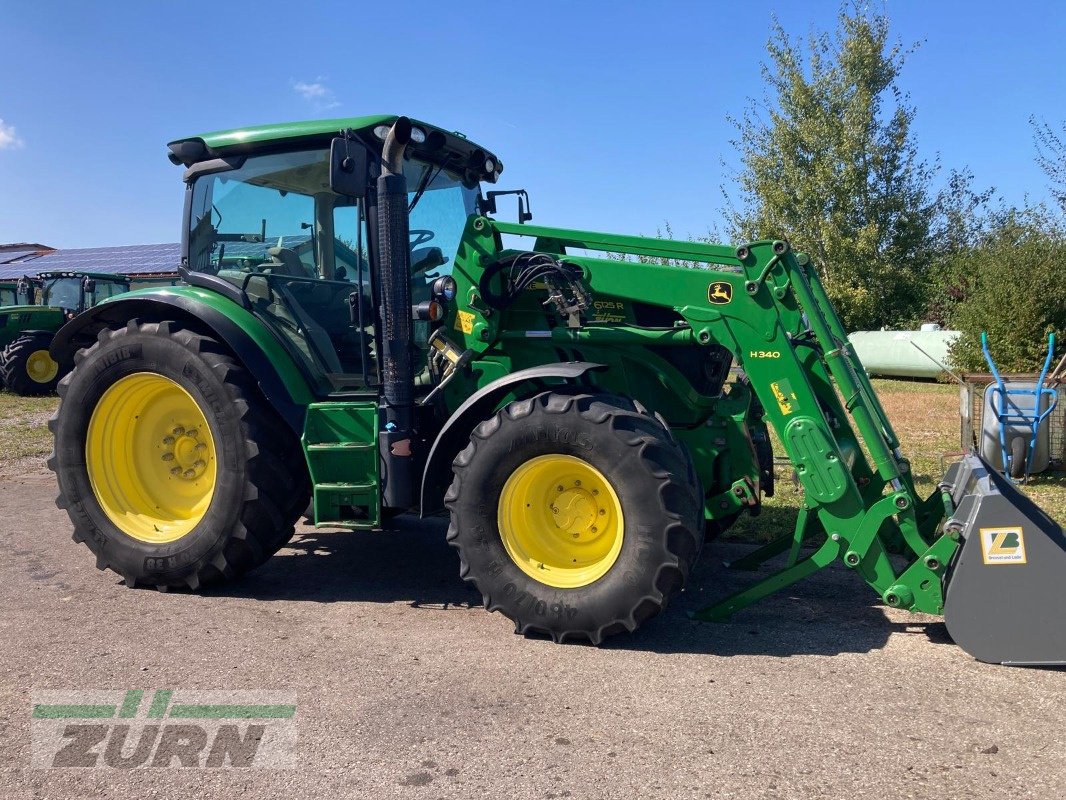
[48,320,310,590]
[446,392,703,644]
[0,331,63,395]
[1009,435,1027,479]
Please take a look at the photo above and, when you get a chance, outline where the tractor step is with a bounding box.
[302,402,380,528]
[941,453,1066,665]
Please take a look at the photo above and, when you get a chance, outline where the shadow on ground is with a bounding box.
[205,515,947,659]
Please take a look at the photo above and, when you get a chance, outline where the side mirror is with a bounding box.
[82,277,96,294]
[330,135,369,197]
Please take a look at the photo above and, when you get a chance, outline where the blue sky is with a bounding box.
[0,0,1062,249]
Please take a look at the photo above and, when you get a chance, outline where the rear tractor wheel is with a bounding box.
[0,331,63,395]
[48,320,310,590]
[446,392,704,644]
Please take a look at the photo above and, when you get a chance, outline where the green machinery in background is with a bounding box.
[0,271,131,394]
[48,115,1066,664]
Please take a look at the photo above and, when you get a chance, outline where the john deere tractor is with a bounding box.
[49,116,1066,663]
[1,271,130,394]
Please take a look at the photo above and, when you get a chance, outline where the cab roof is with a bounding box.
[37,271,130,282]
[168,114,503,183]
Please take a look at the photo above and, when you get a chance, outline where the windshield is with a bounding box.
[42,277,128,311]
[0,287,15,306]
[43,278,83,310]
[187,148,477,279]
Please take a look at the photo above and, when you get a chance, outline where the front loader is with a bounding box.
[48,115,1066,663]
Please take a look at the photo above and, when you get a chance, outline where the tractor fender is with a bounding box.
[50,292,313,434]
[419,361,607,516]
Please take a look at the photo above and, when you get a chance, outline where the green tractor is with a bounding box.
[49,115,1066,663]
[0,271,130,394]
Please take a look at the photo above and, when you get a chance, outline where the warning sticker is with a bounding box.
[769,379,798,416]
[980,527,1027,565]
[455,310,475,335]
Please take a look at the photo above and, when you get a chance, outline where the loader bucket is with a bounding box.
[941,453,1066,665]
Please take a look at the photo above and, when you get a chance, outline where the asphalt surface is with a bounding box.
[1,468,1064,799]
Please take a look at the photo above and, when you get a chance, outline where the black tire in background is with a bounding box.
[0,331,63,395]
[1009,435,1027,479]
[48,319,310,590]
[446,392,704,644]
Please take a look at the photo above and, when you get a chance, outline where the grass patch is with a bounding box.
[0,391,59,470]
[728,377,1065,540]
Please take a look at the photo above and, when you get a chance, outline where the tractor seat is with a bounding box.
[265,246,314,279]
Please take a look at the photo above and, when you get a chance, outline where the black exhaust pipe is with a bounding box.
[376,116,416,509]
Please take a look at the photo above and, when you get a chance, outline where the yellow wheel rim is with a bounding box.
[498,454,624,589]
[86,373,217,544]
[26,350,59,384]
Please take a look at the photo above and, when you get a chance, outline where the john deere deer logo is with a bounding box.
[707,282,732,305]
[980,527,1027,565]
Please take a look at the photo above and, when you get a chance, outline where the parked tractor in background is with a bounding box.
[48,115,1066,664]
[1,271,130,394]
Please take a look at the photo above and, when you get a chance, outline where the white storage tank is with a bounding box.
[848,327,960,379]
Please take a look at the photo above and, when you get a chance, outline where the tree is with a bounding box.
[724,4,937,331]
[945,207,1066,373]
[1031,117,1066,213]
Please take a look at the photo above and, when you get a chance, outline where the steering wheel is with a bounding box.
[410,229,435,248]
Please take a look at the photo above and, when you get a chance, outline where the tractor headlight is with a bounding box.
[410,127,427,145]
[432,275,457,302]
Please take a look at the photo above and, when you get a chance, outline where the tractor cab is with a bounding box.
[171,116,500,395]
[38,271,130,319]
[0,277,39,307]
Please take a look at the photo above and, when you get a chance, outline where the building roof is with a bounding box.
[0,242,55,266]
[0,243,181,280]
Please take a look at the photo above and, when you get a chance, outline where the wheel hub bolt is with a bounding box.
[599,509,606,516]
[162,436,175,445]
[170,467,181,476]
[182,469,195,479]
[161,453,175,462]
[172,425,185,435]
[557,485,564,492]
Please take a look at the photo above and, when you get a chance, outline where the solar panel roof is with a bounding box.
[0,243,181,279]
[0,249,44,265]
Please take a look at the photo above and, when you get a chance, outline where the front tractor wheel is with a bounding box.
[446,392,703,644]
[48,320,310,590]
[0,331,63,395]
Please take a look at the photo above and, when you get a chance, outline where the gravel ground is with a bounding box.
[1,469,1064,799]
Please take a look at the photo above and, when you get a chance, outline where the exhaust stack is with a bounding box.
[376,116,416,508]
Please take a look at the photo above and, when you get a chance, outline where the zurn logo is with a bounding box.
[31,690,296,769]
